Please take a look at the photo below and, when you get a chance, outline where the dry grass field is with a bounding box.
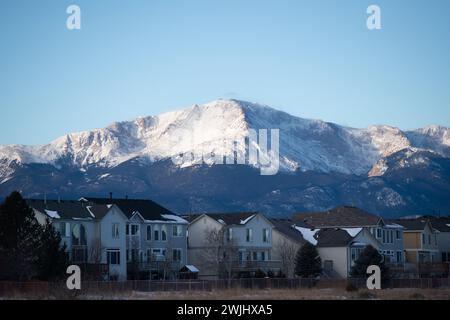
[3,287,450,300]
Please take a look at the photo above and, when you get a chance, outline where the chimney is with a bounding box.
[109,192,113,200]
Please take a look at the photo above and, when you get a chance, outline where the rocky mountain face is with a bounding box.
[1,99,449,217]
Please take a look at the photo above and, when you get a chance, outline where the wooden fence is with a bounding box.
[1,277,450,297]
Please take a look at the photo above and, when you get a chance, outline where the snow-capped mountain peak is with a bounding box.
[0,100,449,178]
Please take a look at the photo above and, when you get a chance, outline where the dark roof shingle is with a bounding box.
[315,229,354,247]
[270,219,306,244]
[291,206,381,228]
[81,197,180,222]
[184,212,258,225]
[26,199,109,220]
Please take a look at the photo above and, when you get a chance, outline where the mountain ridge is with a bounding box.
[1,99,450,217]
[1,99,449,176]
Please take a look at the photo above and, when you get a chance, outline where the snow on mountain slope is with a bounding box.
[0,99,449,178]
[406,125,450,158]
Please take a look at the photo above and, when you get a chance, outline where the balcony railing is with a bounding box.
[71,246,88,263]
[230,260,282,271]
[127,261,182,272]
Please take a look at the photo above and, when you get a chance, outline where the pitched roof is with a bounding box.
[315,229,355,247]
[316,229,354,247]
[270,219,306,244]
[26,199,110,220]
[81,197,185,223]
[389,218,438,232]
[291,206,381,228]
[427,216,450,232]
[184,212,258,226]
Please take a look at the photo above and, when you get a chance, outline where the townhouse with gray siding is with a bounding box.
[81,197,188,279]
[185,212,278,279]
[28,199,129,280]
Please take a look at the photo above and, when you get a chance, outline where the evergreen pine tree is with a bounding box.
[0,191,42,280]
[349,245,389,280]
[36,219,69,280]
[294,242,322,278]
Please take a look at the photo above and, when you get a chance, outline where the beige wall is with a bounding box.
[318,247,348,278]
[405,250,418,264]
[404,232,420,249]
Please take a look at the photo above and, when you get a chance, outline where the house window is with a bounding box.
[161,225,167,241]
[260,251,266,261]
[146,225,152,241]
[376,228,382,239]
[60,222,71,238]
[107,250,121,265]
[238,251,244,262]
[396,251,403,263]
[129,249,139,262]
[434,234,437,246]
[59,223,65,237]
[386,230,393,244]
[396,230,401,240]
[351,248,364,262]
[246,228,253,242]
[130,224,139,236]
[112,223,120,239]
[72,224,87,246]
[227,228,233,242]
[252,252,257,261]
[154,225,160,241]
[428,234,431,244]
[126,225,129,235]
[173,225,183,237]
[172,249,182,262]
[262,229,270,243]
[422,234,426,245]
[442,252,450,262]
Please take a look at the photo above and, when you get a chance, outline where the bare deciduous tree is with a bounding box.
[200,226,239,284]
[274,238,300,278]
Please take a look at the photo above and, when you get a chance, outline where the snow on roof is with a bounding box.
[144,214,188,224]
[240,214,255,225]
[294,226,319,245]
[385,223,404,229]
[161,214,188,224]
[351,242,368,246]
[45,209,60,219]
[86,206,96,218]
[183,265,199,272]
[218,219,226,225]
[342,227,363,237]
[447,224,450,228]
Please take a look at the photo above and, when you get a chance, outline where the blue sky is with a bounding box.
[1,0,450,145]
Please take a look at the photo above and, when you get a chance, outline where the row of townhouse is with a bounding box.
[185,206,407,279]
[27,197,189,281]
[185,207,450,279]
[27,196,450,280]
